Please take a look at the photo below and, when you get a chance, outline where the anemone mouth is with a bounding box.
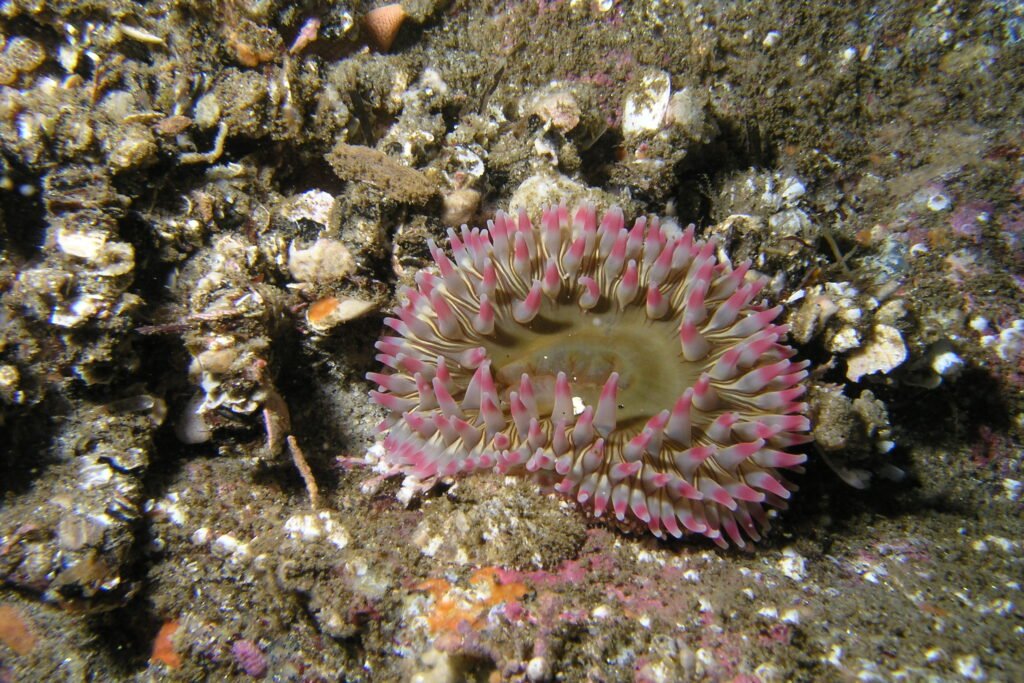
[485,301,696,433]
[369,203,812,548]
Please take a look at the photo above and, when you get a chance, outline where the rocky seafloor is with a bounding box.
[1,0,1022,681]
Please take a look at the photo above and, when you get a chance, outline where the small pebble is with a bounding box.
[526,655,551,682]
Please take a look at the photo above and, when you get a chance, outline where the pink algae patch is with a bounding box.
[494,559,588,588]
[0,604,37,656]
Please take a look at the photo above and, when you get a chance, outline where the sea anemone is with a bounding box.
[368,204,811,547]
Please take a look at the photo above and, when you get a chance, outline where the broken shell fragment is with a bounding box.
[846,324,907,382]
[307,296,377,332]
[288,239,355,284]
[57,228,107,260]
[442,188,481,227]
[622,70,671,138]
[526,87,582,133]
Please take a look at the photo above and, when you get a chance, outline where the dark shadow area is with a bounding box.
[275,313,385,474]
[891,366,1011,445]
[0,154,46,261]
[781,360,1013,550]
[0,398,71,497]
[675,117,780,228]
[273,143,350,197]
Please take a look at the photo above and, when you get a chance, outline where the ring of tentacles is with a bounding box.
[369,203,811,547]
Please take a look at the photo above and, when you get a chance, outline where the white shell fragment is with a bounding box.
[288,238,355,284]
[622,70,671,138]
[283,511,349,548]
[980,319,1024,362]
[278,189,337,227]
[931,349,963,378]
[57,228,107,259]
[665,87,717,142]
[827,326,861,354]
[846,324,907,382]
